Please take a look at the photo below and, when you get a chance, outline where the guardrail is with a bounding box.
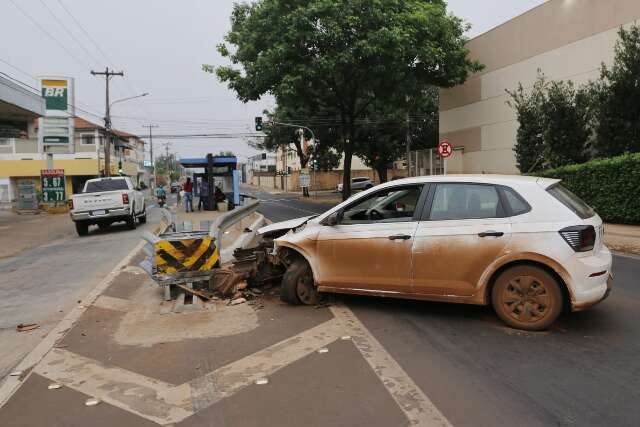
[209,200,260,256]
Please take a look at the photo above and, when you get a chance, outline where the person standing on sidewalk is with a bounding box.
[183,177,193,212]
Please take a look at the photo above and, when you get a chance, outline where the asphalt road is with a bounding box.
[247,186,640,427]
[0,201,164,384]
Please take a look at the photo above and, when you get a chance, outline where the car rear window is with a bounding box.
[85,179,129,193]
[547,184,595,219]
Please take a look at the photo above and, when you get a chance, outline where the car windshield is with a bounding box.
[85,179,128,193]
[547,183,595,219]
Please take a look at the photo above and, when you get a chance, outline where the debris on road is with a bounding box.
[175,284,212,301]
[16,323,39,332]
[48,383,62,390]
[317,348,329,354]
[230,297,247,306]
[341,336,352,340]
[85,398,101,406]
[255,378,269,385]
[9,371,22,377]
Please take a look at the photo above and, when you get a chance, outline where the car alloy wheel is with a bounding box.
[502,275,550,323]
[296,270,319,305]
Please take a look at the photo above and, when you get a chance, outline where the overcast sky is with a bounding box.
[1,0,545,161]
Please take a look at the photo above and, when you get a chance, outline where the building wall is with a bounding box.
[439,0,640,174]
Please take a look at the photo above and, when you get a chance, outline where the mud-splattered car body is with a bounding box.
[258,175,613,330]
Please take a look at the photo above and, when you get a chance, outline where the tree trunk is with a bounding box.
[342,138,353,201]
[376,163,388,183]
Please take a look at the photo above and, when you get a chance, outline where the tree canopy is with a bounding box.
[213,0,481,198]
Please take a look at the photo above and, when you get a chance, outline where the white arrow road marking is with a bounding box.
[331,304,452,427]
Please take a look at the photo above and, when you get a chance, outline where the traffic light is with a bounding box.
[255,116,263,131]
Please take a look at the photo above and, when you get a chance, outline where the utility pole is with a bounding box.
[91,67,124,177]
[142,124,159,186]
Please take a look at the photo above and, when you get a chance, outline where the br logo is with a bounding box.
[44,87,65,97]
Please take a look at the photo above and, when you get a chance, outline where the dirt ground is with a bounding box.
[0,210,74,259]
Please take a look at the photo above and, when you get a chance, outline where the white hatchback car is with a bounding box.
[261,175,613,331]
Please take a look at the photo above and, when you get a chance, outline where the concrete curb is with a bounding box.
[0,221,166,408]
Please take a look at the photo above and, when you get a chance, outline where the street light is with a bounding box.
[110,92,149,109]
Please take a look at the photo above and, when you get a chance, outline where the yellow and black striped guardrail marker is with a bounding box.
[155,236,219,274]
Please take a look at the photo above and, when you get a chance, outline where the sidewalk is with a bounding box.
[603,224,640,255]
[0,210,74,259]
[241,183,344,205]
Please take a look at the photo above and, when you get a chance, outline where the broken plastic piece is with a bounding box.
[16,323,40,332]
[255,378,269,385]
[48,383,62,390]
[9,371,22,377]
[317,348,329,354]
[230,297,247,306]
[340,335,352,340]
[85,398,101,406]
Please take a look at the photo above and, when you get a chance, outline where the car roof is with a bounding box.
[378,174,559,189]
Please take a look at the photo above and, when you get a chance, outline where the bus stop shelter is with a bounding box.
[179,154,239,211]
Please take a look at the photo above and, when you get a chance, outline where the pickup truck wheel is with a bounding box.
[138,209,147,224]
[126,211,137,229]
[75,221,89,236]
[281,259,319,305]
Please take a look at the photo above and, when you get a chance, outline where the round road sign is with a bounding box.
[438,140,453,158]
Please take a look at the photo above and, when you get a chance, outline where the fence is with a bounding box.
[250,169,408,192]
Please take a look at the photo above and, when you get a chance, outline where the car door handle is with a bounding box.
[478,231,504,238]
[389,234,412,241]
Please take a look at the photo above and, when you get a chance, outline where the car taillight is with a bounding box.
[559,225,596,252]
[67,199,73,210]
[122,193,130,204]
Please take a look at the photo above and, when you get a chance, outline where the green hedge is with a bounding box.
[537,153,640,224]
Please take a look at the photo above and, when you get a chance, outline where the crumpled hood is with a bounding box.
[257,215,316,235]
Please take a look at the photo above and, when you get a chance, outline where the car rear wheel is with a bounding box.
[138,209,147,224]
[492,265,563,331]
[280,259,319,305]
[126,210,137,230]
[97,222,110,231]
[75,221,89,236]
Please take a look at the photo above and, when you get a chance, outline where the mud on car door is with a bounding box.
[412,183,512,297]
[315,184,427,294]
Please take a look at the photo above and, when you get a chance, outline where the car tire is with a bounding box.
[139,205,147,224]
[126,209,137,230]
[75,221,89,236]
[280,259,319,306]
[492,265,563,331]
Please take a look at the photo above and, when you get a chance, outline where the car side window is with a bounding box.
[341,185,423,224]
[429,183,504,220]
[502,186,531,216]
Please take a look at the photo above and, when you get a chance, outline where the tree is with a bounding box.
[155,153,180,183]
[212,0,482,200]
[218,150,235,157]
[593,24,640,156]
[541,80,591,168]
[506,74,547,173]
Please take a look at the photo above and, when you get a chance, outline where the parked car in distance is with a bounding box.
[260,175,613,331]
[170,182,181,193]
[336,177,374,192]
[68,177,146,236]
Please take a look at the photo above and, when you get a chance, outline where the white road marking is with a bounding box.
[331,304,452,427]
[186,318,343,409]
[35,348,193,425]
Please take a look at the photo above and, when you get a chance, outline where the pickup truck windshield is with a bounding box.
[84,179,129,193]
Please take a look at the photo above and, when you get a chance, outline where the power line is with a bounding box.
[54,0,115,67]
[38,0,103,67]
[8,0,93,71]
[0,57,38,83]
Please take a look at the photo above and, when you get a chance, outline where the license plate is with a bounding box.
[92,210,106,216]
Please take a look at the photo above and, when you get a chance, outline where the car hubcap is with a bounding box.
[502,275,550,323]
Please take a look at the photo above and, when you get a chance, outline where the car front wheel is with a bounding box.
[491,265,563,331]
[280,259,319,305]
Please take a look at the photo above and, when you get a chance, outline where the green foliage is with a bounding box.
[217,150,235,157]
[155,154,180,183]
[593,25,640,156]
[507,73,592,172]
[213,0,482,198]
[537,153,640,224]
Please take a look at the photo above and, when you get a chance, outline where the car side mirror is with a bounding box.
[322,211,341,226]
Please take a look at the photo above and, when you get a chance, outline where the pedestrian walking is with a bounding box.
[183,177,193,212]
[198,179,209,211]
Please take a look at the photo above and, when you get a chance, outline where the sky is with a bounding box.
[0,0,545,161]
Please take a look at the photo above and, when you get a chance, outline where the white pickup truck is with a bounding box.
[68,177,146,236]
